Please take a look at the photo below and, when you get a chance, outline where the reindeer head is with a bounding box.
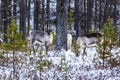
[46,29,53,35]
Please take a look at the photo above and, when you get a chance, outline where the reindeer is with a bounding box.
[67,33,72,50]
[77,32,102,54]
[28,29,53,53]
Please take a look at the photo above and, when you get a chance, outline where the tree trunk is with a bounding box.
[34,0,40,30]
[82,0,86,34]
[20,0,27,40]
[113,0,117,24]
[0,0,1,31]
[1,0,11,42]
[1,0,7,41]
[13,0,17,17]
[74,0,82,38]
[68,0,71,12]
[46,0,50,29]
[56,0,68,50]
[99,0,102,29]
[86,0,93,33]
[26,0,31,35]
[103,0,108,23]
[27,0,31,27]
[94,0,97,30]
[41,0,45,31]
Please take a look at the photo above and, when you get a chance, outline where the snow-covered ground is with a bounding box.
[0,46,120,80]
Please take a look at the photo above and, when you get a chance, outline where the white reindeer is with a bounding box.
[28,29,53,52]
[67,33,72,50]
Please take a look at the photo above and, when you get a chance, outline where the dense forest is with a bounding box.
[0,0,119,50]
[0,0,120,79]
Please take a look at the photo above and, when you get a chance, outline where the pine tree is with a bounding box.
[97,16,118,68]
[1,19,28,78]
[1,19,28,51]
[72,38,80,56]
[68,9,73,30]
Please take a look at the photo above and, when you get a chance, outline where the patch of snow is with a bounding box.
[0,46,120,80]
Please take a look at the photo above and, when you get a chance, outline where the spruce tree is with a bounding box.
[68,9,74,30]
[1,19,28,78]
[97,17,118,68]
[72,38,80,56]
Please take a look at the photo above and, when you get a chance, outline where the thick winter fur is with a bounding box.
[77,33,102,48]
[28,30,53,51]
[67,33,72,50]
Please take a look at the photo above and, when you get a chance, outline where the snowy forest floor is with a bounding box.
[0,46,120,80]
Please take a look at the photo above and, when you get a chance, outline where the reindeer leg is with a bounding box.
[32,39,36,55]
[28,42,32,55]
[36,44,39,51]
[45,42,48,54]
[33,46,36,55]
[83,44,87,55]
